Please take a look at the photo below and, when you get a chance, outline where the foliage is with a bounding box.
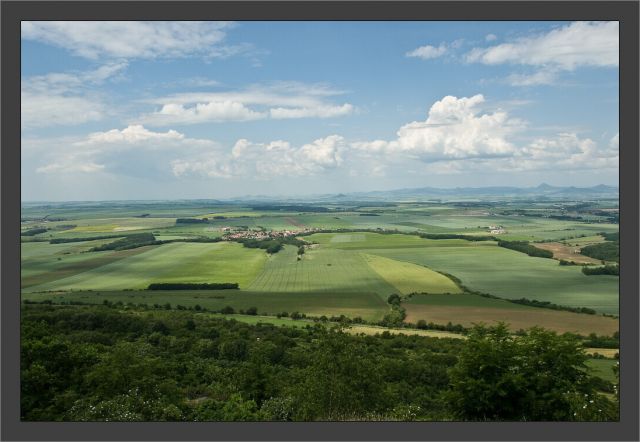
[21,304,460,421]
[446,324,617,421]
[508,298,597,315]
[582,265,619,276]
[497,241,554,258]
[21,228,49,236]
[147,283,239,290]
[176,218,209,224]
[580,242,619,263]
[91,233,160,251]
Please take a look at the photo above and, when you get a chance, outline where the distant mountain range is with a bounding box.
[233,184,619,203]
[335,183,619,199]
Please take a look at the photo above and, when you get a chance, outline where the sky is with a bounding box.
[21,21,619,201]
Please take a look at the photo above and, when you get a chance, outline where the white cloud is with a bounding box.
[34,125,220,175]
[22,93,105,128]
[352,94,522,161]
[83,125,185,145]
[139,101,266,125]
[485,34,497,42]
[36,162,105,174]
[506,69,558,86]
[269,103,354,119]
[173,135,345,179]
[21,62,127,128]
[137,82,355,126]
[21,21,234,60]
[349,94,617,175]
[406,44,447,60]
[609,132,619,150]
[466,21,618,70]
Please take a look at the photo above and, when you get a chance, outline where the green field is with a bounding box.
[22,289,389,321]
[24,242,267,292]
[21,198,620,336]
[247,245,398,298]
[369,244,618,314]
[361,254,461,295]
[586,358,618,383]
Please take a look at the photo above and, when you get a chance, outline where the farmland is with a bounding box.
[20,193,621,423]
[22,196,620,334]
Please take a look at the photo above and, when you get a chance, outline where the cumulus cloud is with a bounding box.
[349,94,617,176]
[352,94,522,160]
[485,34,497,42]
[406,44,447,60]
[137,82,355,126]
[466,21,618,70]
[173,135,345,179]
[139,101,266,125]
[21,62,127,128]
[35,125,219,175]
[21,21,234,60]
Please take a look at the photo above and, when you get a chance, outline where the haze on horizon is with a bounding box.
[21,21,619,201]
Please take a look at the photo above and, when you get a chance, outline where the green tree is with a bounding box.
[446,324,614,421]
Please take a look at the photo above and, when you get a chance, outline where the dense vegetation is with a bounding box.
[50,234,125,244]
[91,233,160,251]
[176,218,209,224]
[582,265,620,276]
[249,205,332,212]
[148,283,239,290]
[497,240,554,258]
[21,305,618,422]
[21,228,49,236]
[237,237,306,254]
[446,324,617,421]
[508,298,597,315]
[581,242,619,263]
[418,233,496,241]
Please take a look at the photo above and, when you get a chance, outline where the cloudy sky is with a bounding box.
[21,21,619,201]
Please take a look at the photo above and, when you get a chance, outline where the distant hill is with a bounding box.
[312,184,619,202]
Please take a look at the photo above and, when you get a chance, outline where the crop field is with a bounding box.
[24,242,267,292]
[403,294,619,335]
[361,254,462,295]
[247,245,398,298]
[21,197,620,337]
[370,244,619,314]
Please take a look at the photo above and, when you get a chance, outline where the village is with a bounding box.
[221,226,321,241]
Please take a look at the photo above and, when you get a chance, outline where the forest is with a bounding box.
[21,304,618,422]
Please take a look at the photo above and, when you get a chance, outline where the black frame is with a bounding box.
[2,2,638,441]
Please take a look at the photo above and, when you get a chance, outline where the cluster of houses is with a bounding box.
[488,225,507,234]
[222,227,320,241]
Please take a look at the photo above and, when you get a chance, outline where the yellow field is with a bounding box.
[362,253,462,295]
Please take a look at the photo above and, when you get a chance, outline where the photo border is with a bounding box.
[2,1,638,440]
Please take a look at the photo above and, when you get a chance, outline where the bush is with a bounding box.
[581,242,619,262]
[497,241,553,258]
[582,265,619,276]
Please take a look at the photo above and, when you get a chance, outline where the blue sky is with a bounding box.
[21,21,619,201]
